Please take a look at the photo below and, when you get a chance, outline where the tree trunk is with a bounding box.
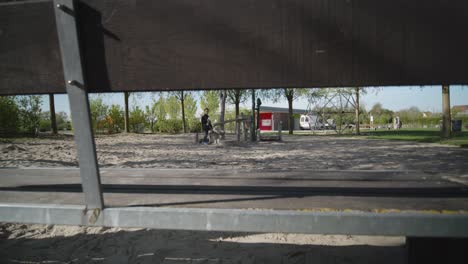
[288,96,294,135]
[181,91,187,133]
[251,89,256,141]
[235,92,240,135]
[124,92,130,133]
[355,87,360,135]
[219,90,226,139]
[49,94,57,135]
[442,85,451,138]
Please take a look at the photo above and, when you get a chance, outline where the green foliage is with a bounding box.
[269,88,309,103]
[200,90,219,120]
[363,130,468,147]
[39,119,51,132]
[0,96,20,136]
[165,95,181,120]
[57,112,72,131]
[89,97,109,132]
[17,95,42,135]
[108,104,124,133]
[227,90,249,115]
[39,111,71,132]
[145,104,158,133]
[154,95,167,123]
[156,119,183,133]
[187,118,202,133]
[369,103,394,125]
[222,107,252,132]
[184,93,198,120]
[129,106,147,133]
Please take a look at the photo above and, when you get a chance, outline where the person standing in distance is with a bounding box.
[201,108,212,144]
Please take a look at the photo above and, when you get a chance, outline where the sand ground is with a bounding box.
[2,133,467,263]
[1,133,467,174]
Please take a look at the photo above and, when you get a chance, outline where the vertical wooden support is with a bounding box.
[49,94,58,134]
[251,89,256,141]
[355,87,360,135]
[442,85,451,138]
[54,0,104,210]
[124,91,130,133]
[278,121,282,141]
[236,115,241,142]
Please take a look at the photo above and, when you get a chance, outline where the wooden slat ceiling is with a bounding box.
[1,0,468,95]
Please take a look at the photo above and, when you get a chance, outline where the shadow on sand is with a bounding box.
[0,226,407,264]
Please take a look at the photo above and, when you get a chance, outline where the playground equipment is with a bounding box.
[305,88,357,134]
[195,113,253,144]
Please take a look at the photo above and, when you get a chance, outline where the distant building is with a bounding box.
[453,105,468,116]
[258,106,307,131]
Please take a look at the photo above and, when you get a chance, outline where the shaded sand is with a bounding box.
[0,224,405,264]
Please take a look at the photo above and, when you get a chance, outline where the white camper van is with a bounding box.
[299,114,336,130]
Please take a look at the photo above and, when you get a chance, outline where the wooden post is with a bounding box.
[49,94,58,135]
[442,85,452,138]
[237,115,241,142]
[181,91,187,133]
[124,91,130,133]
[251,89,256,141]
[278,121,282,141]
[355,87,360,135]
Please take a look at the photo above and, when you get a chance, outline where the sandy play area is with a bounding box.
[1,133,467,173]
[1,133,468,263]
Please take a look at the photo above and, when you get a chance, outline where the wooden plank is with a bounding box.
[1,0,468,95]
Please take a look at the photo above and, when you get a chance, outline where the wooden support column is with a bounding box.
[49,94,58,135]
[251,89,256,141]
[355,87,360,135]
[442,85,451,138]
[124,91,130,133]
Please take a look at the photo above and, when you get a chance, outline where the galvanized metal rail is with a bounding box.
[1,203,468,238]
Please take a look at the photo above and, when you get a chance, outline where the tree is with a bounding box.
[184,93,198,120]
[0,96,20,136]
[89,97,109,132]
[370,103,384,116]
[227,90,248,117]
[227,89,248,135]
[369,103,393,125]
[200,90,219,121]
[219,90,227,137]
[171,91,189,133]
[165,95,181,120]
[108,105,124,132]
[153,95,167,132]
[56,111,71,131]
[145,104,157,133]
[355,87,360,134]
[49,94,57,134]
[129,106,146,133]
[17,95,42,136]
[271,88,308,134]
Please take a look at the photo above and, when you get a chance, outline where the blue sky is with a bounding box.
[43,85,467,117]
